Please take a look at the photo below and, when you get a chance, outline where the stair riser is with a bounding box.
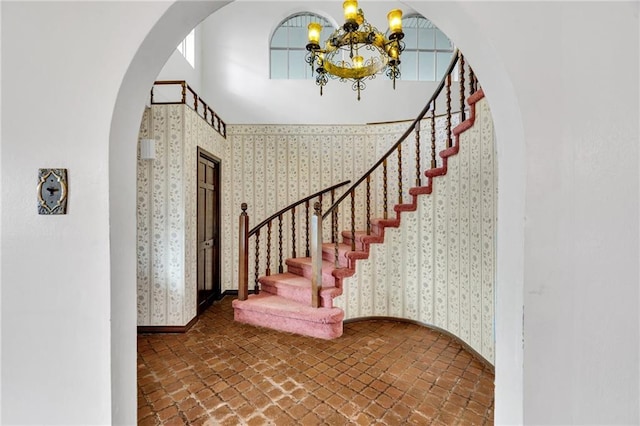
[287,264,336,287]
[321,249,349,268]
[340,236,367,252]
[371,223,385,235]
[260,283,334,308]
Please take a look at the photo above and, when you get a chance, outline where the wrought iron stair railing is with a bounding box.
[236,49,478,309]
[237,180,351,301]
[310,50,478,298]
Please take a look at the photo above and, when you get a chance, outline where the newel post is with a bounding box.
[238,203,249,301]
[310,202,323,308]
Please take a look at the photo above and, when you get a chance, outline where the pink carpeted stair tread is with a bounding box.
[259,272,340,307]
[232,293,344,339]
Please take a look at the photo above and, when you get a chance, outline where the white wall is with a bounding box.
[1,1,638,425]
[153,30,203,103]
[413,2,639,424]
[0,2,174,424]
[199,1,445,125]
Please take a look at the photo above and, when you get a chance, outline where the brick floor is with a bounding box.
[138,296,494,425]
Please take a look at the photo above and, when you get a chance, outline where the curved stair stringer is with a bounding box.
[336,89,486,274]
[332,89,496,362]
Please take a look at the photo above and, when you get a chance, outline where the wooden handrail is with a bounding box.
[322,50,462,221]
[150,80,227,138]
[366,109,465,126]
[249,180,351,237]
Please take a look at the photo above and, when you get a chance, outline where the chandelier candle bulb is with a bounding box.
[343,0,359,26]
[307,22,322,46]
[388,9,403,37]
[353,55,364,69]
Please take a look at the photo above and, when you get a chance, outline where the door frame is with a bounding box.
[196,147,221,314]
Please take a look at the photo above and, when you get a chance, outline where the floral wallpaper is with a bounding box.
[137,98,494,359]
[227,116,458,289]
[137,105,228,326]
[333,98,496,363]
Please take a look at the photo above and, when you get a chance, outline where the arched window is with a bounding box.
[270,13,334,79]
[398,15,454,81]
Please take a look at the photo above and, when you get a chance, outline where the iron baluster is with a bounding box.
[383,159,388,219]
[278,214,283,273]
[469,67,476,95]
[446,74,452,149]
[459,52,466,122]
[366,175,371,235]
[350,189,356,251]
[254,230,260,294]
[397,144,403,205]
[333,208,339,267]
[415,121,421,186]
[305,200,310,257]
[431,102,437,169]
[291,206,296,258]
[266,222,272,276]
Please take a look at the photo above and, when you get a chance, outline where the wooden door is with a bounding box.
[197,149,220,314]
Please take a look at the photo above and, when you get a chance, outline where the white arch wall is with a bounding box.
[412,2,639,424]
[1,2,638,425]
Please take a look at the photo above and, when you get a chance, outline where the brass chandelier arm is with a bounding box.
[323,58,386,80]
[305,1,404,99]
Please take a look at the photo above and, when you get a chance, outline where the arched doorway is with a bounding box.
[109,2,526,424]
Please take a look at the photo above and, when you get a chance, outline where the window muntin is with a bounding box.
[397,15,454,81]
[270,13,334,79]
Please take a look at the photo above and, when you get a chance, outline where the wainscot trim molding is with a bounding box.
[137,315,199,334]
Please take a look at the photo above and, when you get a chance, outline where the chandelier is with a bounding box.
[305,1,404,101]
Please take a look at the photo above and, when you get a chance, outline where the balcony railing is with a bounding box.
[150,80,226,138]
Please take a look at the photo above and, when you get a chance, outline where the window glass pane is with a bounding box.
[436,51,453,80]
[404,27,418,49]
[184,29,195,67]
[289,50,307,79]
[401,51,417,80]
[271,50,288,79]
[435,30,452,50]
[270,13,335,80]
[272,27,288,48]
[176,29,195,68]
[418,28,435,49]
[290,27,308,48]
[418,51,435,81]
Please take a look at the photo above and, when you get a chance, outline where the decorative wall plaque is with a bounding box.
[37,168,68,215]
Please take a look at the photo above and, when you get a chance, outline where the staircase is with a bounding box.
[231,224,383,339]
[233,50,481,339]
